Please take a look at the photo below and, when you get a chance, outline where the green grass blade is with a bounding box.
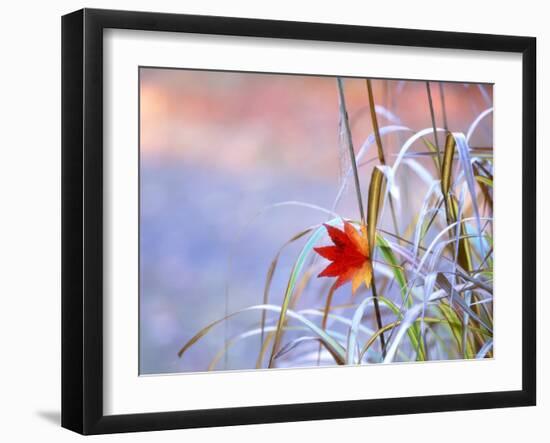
[179,304,347,366]
[268,219,341,367]
[261,227,314,353]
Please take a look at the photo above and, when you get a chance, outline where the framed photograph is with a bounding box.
[61,8,536,435]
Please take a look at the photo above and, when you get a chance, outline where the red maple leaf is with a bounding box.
[314,221,372,294]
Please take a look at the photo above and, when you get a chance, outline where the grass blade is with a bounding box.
[453,132,485,258]
[337,78,365,222]
[425,81,442,169]
[367,167,387,357]
[179,304,347,366]
[366,79,386,165]
[367,167,385,250]
[268,218,341,367]
[466,107,493,143]
[332,125,412,211]
[260,227,314,353]
[367,79,401,238]
[376,234,408,303]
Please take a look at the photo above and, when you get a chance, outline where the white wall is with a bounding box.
[0,0,545,441]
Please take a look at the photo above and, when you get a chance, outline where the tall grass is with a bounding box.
[178,78,494,370]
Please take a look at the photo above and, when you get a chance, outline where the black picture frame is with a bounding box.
[62,8,537,435]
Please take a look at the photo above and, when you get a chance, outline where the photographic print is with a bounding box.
[139,68,494,375]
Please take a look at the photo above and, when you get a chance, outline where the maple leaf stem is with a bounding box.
[337,78,366,224]
[371,280,387,359]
